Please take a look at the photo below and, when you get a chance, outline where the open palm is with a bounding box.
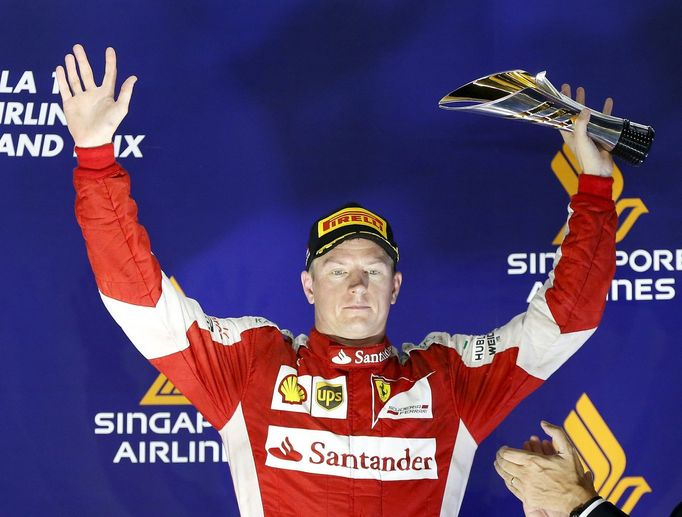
[55,44,136,148]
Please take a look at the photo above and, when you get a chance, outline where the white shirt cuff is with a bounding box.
[579,498,606,517]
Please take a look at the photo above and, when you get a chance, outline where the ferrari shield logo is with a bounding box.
[374,379,391,403]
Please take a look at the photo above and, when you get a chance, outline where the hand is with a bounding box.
[56,44,137,148]
[494,421,598,514]
[560,84,614,177]
[519,436,565,517]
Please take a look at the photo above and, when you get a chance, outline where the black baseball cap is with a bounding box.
[305,202,399,270]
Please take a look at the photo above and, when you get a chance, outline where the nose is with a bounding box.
[348,269,368,294]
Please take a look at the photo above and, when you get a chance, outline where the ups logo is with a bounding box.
[551,144,648,243]
[316,382,343,410]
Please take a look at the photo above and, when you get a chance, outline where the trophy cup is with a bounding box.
[438,70,654,165]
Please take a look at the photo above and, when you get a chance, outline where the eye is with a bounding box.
[330,269,346,277]
[367,269,381,276]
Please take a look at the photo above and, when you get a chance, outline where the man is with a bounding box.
[58,44,616,516]
[495,421,627,517]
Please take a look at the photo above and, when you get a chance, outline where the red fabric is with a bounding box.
[545,179,617,333]
[73,145,162,306]
[577,173,614,200]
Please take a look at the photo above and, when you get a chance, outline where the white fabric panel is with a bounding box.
[439,420,477,517]
[100,272,276,359]
[220,404,264,517]
[100,274,192,359]
[517,327,594,380]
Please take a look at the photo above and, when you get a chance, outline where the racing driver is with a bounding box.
[58,44,617,516]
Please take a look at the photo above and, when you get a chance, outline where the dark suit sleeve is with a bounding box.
[582,499,629,517]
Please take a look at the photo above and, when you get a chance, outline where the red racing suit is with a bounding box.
[74,144,616,517]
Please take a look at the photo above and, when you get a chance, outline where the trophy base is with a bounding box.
[612,120,655,166]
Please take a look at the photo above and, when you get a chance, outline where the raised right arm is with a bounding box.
[61,45,276,429]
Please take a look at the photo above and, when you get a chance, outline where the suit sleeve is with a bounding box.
[581,499,629,517]
[441,174,616,443]
[73,144,275,429]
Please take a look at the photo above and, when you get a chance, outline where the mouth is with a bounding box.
[343,305,371,310]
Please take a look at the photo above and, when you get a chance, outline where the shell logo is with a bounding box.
[279,374,307,404]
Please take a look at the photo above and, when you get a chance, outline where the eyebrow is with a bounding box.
[321,257,390,267]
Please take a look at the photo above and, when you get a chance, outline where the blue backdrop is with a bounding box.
[1,1,680,515]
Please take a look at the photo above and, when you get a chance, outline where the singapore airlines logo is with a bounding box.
[564,393,651,514]
[551,143,648,243]
[140,373,191,405]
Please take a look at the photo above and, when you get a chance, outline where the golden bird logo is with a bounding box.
[279,374,307,404]
[551,144,648,244]
[564,393,651,514]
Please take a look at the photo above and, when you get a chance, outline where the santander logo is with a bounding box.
[330,346,393,366]
[265,426,437,481]
[268,437,302,462]
[331,350,352,365]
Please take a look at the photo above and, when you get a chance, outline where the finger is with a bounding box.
[576,86,585,106]
[494,462,525,501]
[541,439,556,456]
[540,421,572,456]
[116,75,137,112]
[102,47,117,94]
[73,44,96,89]
[493,458,518,484]
[55,66,72,102]
[523,441,531,452]
[494,456,525,477]
[527,436,544,455]
[498,446,535,464]
[64,54,83,94]
[570,440,586,474]
[602,97,614,116]
[561,83,572,98]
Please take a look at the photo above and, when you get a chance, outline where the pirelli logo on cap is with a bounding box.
[318,207,388,238]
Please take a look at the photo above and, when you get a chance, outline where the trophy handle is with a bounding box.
[611,120,655,166]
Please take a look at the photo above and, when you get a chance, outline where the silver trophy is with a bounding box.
[439,70,654,165]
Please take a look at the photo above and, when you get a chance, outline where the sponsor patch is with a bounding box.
[374,379,391,403]
[271,366,311,414]
[329,345,394,368]
[267,436,302,462]
[371,373,434,427]
[279,375,307,405]
[331,349,352,365]
[471,332,499,364]
[265,426,437,480]
[318,207,388,238]
[310,376,347,418]
[272,367,347,419]
[315,381,344,411]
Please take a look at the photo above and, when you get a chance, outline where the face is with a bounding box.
[300,238,402,344]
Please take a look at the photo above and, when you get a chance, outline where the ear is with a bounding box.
[390,271,403,304]
[301,270,315,304]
